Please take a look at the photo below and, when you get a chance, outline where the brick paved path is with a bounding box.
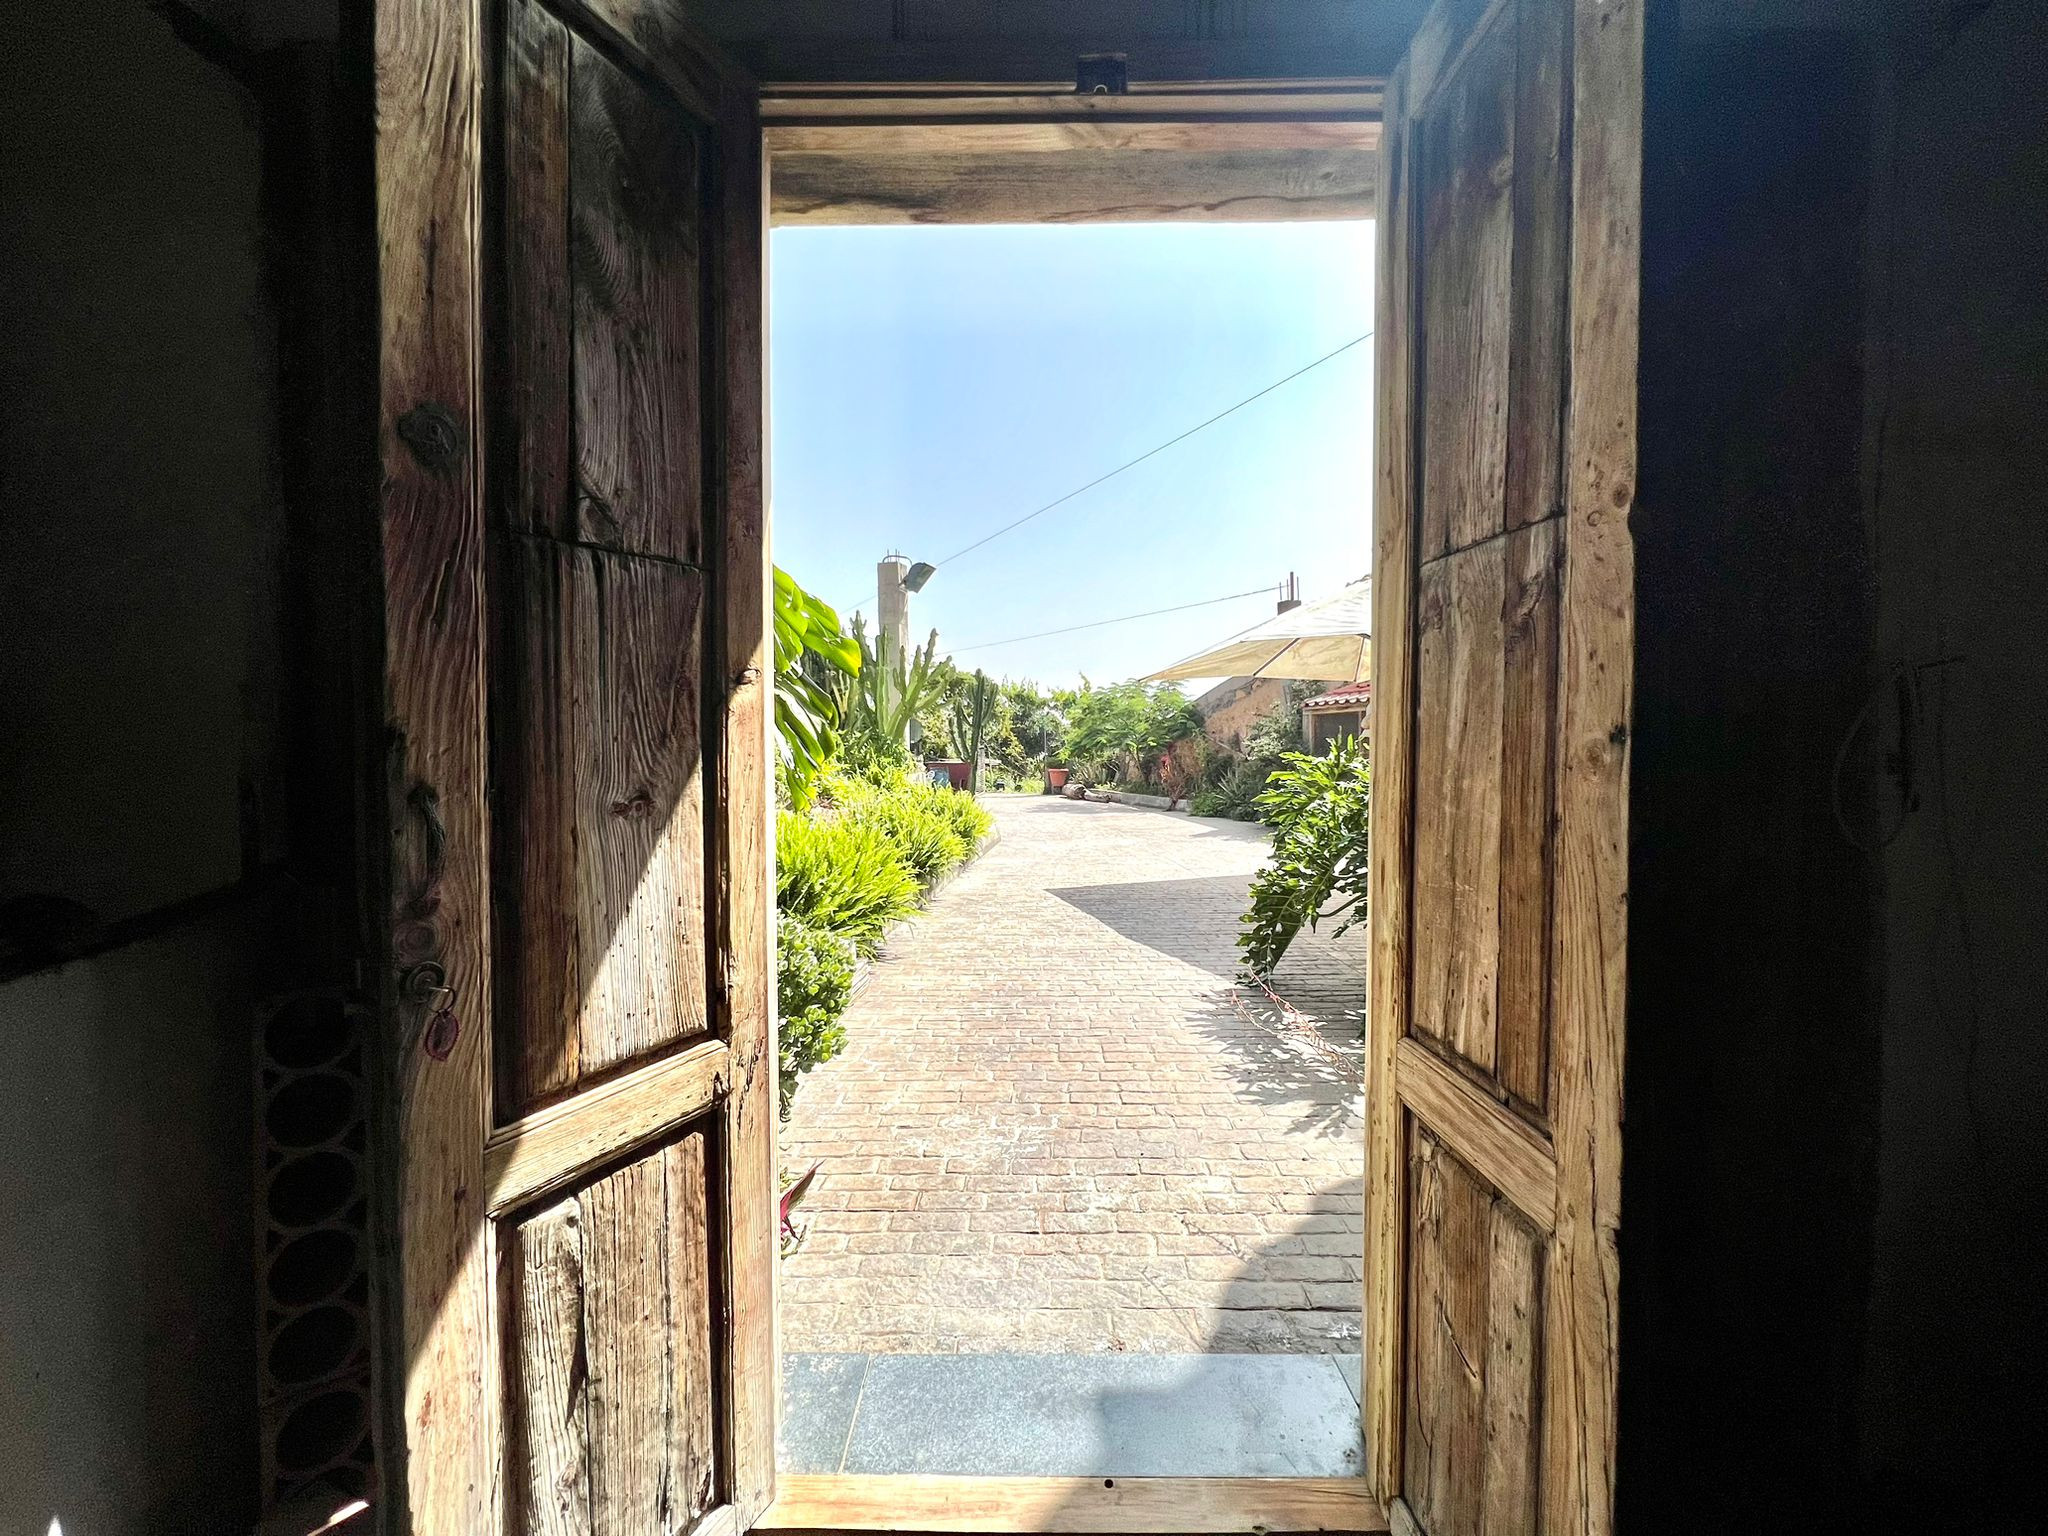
[779,795,1366,1355]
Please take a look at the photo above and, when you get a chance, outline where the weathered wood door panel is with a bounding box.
[372,0,770,1531]
[1366,1,1639,1533]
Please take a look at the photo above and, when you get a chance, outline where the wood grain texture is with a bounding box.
[1496,518,1559,1116]
[665,1133,718,1524]
[1395,1038,1556,1233]
[762,86,1389,121]
[759,1476,1388,1534]
[568,31,704,559]
[581,1153,668,1532]
[1416,6,1515,559]
[1363,56,1415,1503]
[1412,542,1505,1076]
[709,71,779,1527]
[765,120,1380,153]
[1404,1129,1490,1536]
[505,1134,719,1535]
[1402,0,1505,116]
[770,146,1376,225]
[1504,0,1571,534]
[486,1038,731,1216]
[509,1200,592,1536]
[1374,4,1634,1531]
[567,0,724,123]
[1405,1133,1547,1536]
[371,0,495,1528]
[496,539,709,1115]
[725,31,1418,89]
[504,0,573,543]
[1541,2,1641,1532]
[1480,1199,1541,1535]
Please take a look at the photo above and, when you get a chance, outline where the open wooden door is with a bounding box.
[369,1,771,1531]
[1364,0,1639,1533]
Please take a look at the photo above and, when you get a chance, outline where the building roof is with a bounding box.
[1302,681,1372,711]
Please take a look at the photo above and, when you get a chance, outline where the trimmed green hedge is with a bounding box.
[774,770,993,1116]
[775,810,920,959]
[777,915,854,1116]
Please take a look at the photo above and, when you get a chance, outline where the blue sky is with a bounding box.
[768,222,1375,689]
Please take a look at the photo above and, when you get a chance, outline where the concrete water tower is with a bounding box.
[875,552,936,744]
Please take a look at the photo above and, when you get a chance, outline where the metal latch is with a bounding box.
[1076,53,1128,95]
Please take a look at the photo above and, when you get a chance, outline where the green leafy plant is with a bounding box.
[823,771,989,880]
[777,915,854,1115]
[845,793,967,886]
[776,810,920,957]
[906,779,991,850]
[1190,757,1276,819]
[773,567,860,810]
[1238,738,1371,979]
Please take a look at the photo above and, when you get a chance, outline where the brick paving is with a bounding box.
[779,795,1366,1355]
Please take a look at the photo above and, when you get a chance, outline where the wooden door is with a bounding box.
[1364,1,1639,1533]
[370,1,771,1531]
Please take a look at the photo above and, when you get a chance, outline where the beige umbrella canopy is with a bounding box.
[1144,578,1372,683]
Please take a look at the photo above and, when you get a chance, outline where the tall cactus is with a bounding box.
[948,668,995,792]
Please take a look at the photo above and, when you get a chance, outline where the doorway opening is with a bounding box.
[760,100,1380,1490]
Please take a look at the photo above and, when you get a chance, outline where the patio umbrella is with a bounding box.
[1143,578,1372,683]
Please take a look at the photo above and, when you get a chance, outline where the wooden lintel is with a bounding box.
[758,1476,1388,1535]
[766,120,1380,155]
[771,147,1376,226]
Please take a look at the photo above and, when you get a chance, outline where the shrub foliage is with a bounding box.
[1238,738,1371,979]
[777,914,855,1115]
[775,810,920,958]
[775,767,993,1114]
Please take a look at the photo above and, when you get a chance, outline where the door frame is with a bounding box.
[751,83,1389,1536]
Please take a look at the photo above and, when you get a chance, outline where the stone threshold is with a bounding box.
[781,1352,1364,1478]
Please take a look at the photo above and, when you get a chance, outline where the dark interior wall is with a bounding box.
[1857,0,2048,1510]
[1623,23,1883,1530]
[0,2,296,1528]
[0,0,284,929]
[1624,4,2047,1530]
[691,0,1433,82]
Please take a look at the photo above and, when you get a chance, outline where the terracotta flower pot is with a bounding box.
[1046,767,1070,790]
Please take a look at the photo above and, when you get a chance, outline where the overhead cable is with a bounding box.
[952,585,1277,655]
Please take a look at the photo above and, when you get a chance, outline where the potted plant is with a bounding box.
[1045,765,1070,791]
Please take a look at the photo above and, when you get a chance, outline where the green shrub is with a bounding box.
[1191,757,1279,821]
[904,780,991,851]
[777,914,854,1116]
[1238,739,1371,978]
[776,810,920,957]
[845,792,967,886]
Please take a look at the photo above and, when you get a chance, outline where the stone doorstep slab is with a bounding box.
[778,1352,1366,1478]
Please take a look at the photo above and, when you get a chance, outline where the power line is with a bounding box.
[929,331,1372,573]
[952,585,1277,656]
[841,330,1372,611]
